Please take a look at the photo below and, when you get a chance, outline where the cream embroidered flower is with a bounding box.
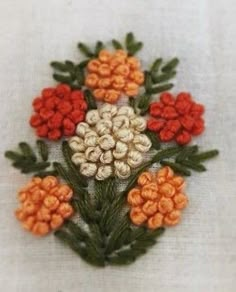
[69,103,152,180]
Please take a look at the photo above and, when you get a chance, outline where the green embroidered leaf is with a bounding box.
[112,39,123,49]
[128,97,136,110]
[144,130,161,150]
[125,32,135,49]
[104,198,127,234]
[53,73,73,83]
[108,254,136,265]
[151,146,182,163]
[77,59,90,69]
[150,58,163,75]
[5,150,23,161]
[112,228,131,251]
[21,162,51,174]
[84,89,97,110]
[128,42,143,56]
[161,58,179,73]
[33,170,58,178]
[160,160,191,176]
[147,83,174,94]
[89,223,104,247]
[125,32,143,55]
[189,150,219,162]
[137,94,152,115]
[53,162,86,196]
[105,216,130,254]
[19,142,37,161]
[36,140,49,161]
[5,141,53,175]
[180,160,206,172]
[94,41,104,56]
[78,42,94,58]
[64,220,89,241]
[144,71,153,91]
[107,227,164,265]
[152,71,176,84]
[55,229,105,267]
[75,67,85,87]
[71,199,93,224]
[175,145,199,162]
[50,61,70,72]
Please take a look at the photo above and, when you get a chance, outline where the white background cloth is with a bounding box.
[0,0,235,291]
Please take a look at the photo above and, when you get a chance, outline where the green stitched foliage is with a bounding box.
[159,146,219,176]
[54,144,218,266]
[125,32,143,56]
[51,60,86,89]
[84,89,97,110]
[5,141,55,175]
[131,58,179,115]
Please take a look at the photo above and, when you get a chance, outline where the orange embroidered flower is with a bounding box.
[15,176,74,236]
[85,49,144,103]
[127,166,188,229]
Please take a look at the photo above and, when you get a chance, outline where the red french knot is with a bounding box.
[147,92,205,145]
[30,84,87,140]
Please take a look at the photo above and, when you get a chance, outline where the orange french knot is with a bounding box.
[85,49,144,103]
[15,176,74,236]
[127,166,188,229]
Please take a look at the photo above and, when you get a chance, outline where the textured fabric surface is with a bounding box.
[0,0,235,291]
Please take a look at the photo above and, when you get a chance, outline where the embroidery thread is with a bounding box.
[5,32,219,267]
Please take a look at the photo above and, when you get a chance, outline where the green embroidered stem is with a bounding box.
[61,141,88,188]
[53,162,85,196]
[54,144,218,266]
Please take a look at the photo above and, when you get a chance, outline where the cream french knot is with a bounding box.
[68,103,151,180]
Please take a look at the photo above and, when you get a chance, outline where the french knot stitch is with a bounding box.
[68,103,152,180]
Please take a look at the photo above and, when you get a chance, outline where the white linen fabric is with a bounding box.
[0,0,235,291]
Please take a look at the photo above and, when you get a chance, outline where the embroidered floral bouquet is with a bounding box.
[5,33,219,267]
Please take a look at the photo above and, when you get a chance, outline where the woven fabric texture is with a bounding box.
[0,0,235,291]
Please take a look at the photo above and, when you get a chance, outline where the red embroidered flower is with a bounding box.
[147,92,205,145]
[30,84,87,140]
